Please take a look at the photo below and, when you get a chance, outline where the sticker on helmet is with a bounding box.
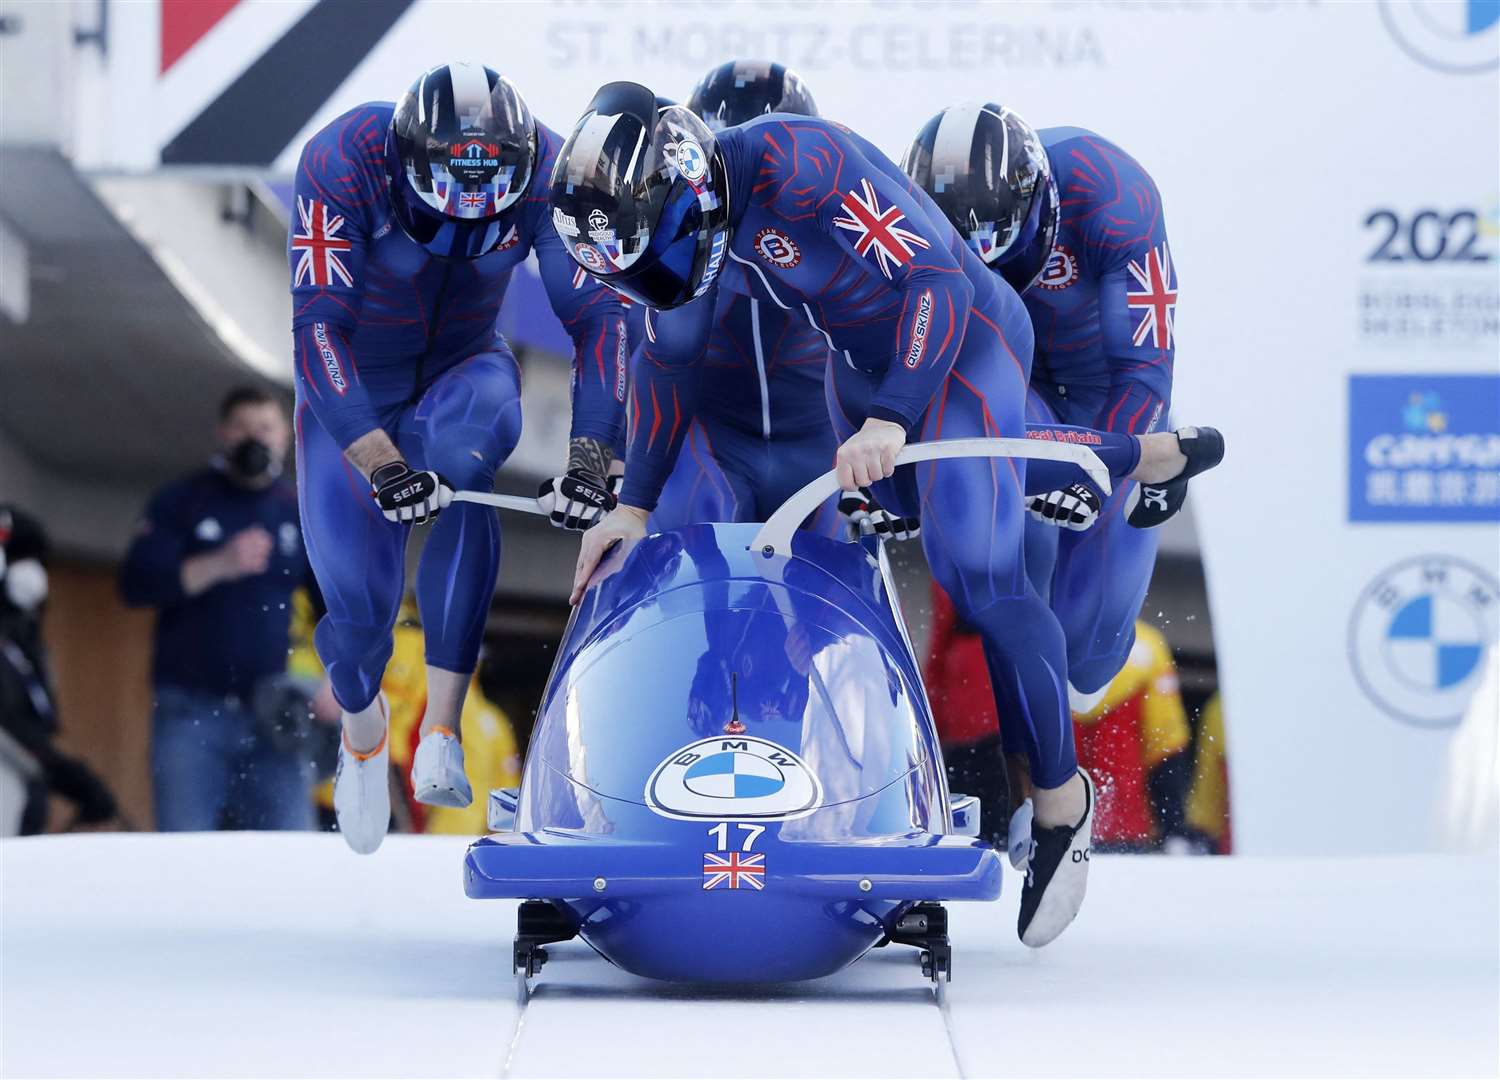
[447,137,502,181]
[586,208,614,242]
[753,227,801,269]
[694,230,728,298]
[574,244,606,271]
[552,208,579,237]
[645,736,823,821]
[674,139,708,182]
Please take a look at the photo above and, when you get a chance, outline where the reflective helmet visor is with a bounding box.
[551,84,729,309]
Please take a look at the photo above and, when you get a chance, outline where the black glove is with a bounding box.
[839,488,920,541]
[371,462,452,525]
[1027,481,1103,531]
[537,470,618,531]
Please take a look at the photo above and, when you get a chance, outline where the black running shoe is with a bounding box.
[1126,426,1225,529]
[1018,769,1095,948]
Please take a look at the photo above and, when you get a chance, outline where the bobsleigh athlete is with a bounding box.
[904,105,1221,818]
[291,63,626,854]
[631,61,848,537]
[553,85,1217,945]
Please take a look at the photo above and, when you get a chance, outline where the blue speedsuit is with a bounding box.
[290,104,626,711]
[1018,128,1176,696]
[628,297,841,535]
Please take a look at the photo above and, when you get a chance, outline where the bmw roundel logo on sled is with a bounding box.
[645,737,823,820]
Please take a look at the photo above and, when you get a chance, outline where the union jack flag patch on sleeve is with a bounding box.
[1125,242,1177,350]
[292,196,354,288]
[833,178,930,280]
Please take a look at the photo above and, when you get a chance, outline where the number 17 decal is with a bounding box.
[707,822,766,851]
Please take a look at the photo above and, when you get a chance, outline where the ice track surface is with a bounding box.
[2,834,1495,1079]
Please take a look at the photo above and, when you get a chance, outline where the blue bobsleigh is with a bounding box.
[462,439,1110,993]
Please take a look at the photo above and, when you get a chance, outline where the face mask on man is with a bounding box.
[3,558,48,612]
[225,437,280,483]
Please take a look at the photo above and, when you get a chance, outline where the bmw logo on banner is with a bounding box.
[1380,0,1500,73]
[1349,556,1500,728]
[645,737,823,820]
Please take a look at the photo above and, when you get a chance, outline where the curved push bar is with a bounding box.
[749,437,1112,559]
[450,490,548,515]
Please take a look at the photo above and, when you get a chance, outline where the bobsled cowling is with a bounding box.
[465,523,1001,984]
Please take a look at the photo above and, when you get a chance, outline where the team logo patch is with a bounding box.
[703,852,765,891]
[494,224,520,253]
[291,196,353,288]
[1037,244,1079,291]
[753,226,801,269]
[1125,242,1177,349]
[574,244,605,272]
[645,736,823,820]
[833,178,930,279]
[673,139,708,182]
[1348,555,1499,728]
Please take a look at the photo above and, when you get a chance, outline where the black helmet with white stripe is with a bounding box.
[550,81,730,310]
[686,60,818,130]
[387,62,537,259]
[902,104,1058,294]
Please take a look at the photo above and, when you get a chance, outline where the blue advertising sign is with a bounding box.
[1349,374,1500,522]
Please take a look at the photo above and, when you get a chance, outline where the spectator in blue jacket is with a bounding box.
[121,387,319,831]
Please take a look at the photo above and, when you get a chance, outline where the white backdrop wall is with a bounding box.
[76,0,1500,853]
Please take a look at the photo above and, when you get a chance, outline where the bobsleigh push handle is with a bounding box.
[750,437,1113,559]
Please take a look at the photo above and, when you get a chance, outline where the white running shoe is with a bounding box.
[333,726,391,856]
[412,726,473,808]
[1018,769,1095,948]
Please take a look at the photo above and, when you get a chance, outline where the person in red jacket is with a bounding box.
[927,582,1194,853]
[924,580,1012,848]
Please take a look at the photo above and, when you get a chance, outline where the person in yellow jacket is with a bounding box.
[1185,692,1232,853]
[424,673,522,835]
